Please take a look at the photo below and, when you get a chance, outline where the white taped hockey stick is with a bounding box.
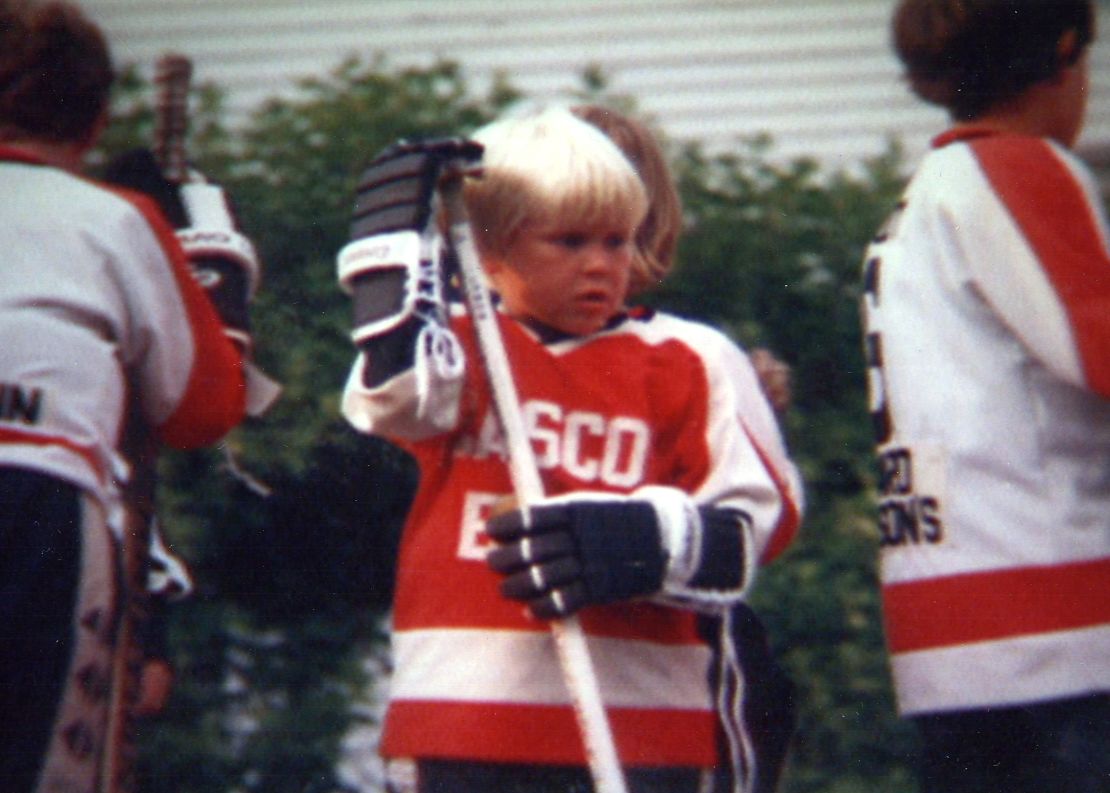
[439,172,628,793]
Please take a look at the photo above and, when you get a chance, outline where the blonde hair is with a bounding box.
[572,105,683,295]
[463,106,648,260]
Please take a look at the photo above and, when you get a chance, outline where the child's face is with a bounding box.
[486,218,634,336]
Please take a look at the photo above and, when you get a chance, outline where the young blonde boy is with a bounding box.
[338,107,801,793]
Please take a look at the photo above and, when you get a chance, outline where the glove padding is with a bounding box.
[486,487,753,620]
[347,137,484,241]
[176,181,260,351]
[486,493,667,620]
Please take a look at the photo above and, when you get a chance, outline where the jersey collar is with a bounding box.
[932,125,1006,149]
[0,144,49,166]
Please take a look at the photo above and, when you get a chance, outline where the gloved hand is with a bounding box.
[486,492,667,619]
[101,148,260,353]
[486,487,752,619]
[337,138,481,387]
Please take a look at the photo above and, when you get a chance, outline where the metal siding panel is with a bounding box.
[79,0,1109,170]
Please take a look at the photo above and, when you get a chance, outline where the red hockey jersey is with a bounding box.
[343,308,801,766]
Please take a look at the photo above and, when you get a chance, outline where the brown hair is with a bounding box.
[572,104,683,295]
[892,0,1094,121]
[0,1,114,142]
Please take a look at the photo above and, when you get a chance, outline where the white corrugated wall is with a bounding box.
[80,0,1110,172]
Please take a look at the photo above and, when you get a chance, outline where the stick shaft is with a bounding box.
[441,178,628,793]
[152,53,192,182]
[100,52,192,793]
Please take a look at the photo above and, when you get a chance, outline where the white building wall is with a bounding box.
[81,0,1110,171]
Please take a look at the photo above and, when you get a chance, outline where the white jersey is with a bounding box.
[861,128,1110,715]
[0,147,246,508]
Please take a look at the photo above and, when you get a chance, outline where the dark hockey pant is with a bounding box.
[0,467,118,793]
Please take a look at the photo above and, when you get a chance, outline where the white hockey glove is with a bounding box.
[485,486,753,620]
[176,179,260,354]
[101,149,278,415]
[176,179,280,416]
[337,138,482,389]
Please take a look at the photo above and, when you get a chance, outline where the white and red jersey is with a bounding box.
[342,308,802,767]
[0,147,245,505]
[861,127,1110,716]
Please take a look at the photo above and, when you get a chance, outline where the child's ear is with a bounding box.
[1055,29,1083,73]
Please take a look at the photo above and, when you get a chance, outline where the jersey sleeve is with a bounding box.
[340,314,469,442]
[670,323,804,565]
[112,190,246,448]
[955,137,1110,397]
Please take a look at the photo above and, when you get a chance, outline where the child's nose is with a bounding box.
[581,243,619,273]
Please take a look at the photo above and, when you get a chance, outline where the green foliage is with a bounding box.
[100,54,919,793]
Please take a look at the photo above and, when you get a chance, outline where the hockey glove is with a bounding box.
[103,149,279,415]
[101,148,260,353]
[337,138,482,387]
[485,486,753,620]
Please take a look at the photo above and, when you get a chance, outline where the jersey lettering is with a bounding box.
[457,491,502,561]
[877,447,945,547]
[459,400,652,488]
[0,382,43,424]
[864,199,947,548]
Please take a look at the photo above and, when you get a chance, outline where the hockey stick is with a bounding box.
[99,52,193,793]
[152,53,192,183]
[438,171,629,793]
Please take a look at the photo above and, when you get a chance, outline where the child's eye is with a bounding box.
[555,233,588,249]
[603,234,629,249]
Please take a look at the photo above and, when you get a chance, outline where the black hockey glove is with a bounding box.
[347,137,484,240]
[337,138,482,387]
[101,148,260,354]
[335,139,479,388]
[485,487,753,620]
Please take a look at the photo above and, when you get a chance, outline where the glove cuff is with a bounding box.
[177,182,261,296]
[634,485,702,589]
[177,228,260,295]
[337,230,421,293]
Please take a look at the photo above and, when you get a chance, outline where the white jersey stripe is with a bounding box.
[391,627,713,710]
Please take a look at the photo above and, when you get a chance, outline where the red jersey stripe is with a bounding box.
[882,557,1110,653]
[381,700,717,766]
[0,427,105,483]
[971,137,1110,396]
[745,426,801,564]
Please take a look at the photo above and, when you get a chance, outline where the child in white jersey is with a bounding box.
[339,106,801,793]
[862,2,1110,791]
